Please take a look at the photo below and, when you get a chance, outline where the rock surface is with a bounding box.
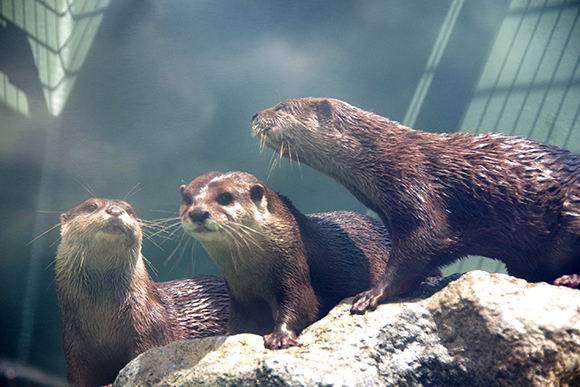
[114,271,580,387]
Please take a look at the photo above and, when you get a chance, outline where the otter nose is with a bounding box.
[107,207,123,217]
[188,209,210,224]
[251,112,259,121]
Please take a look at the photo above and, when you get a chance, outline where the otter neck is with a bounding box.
[200,232,273,280]
[326,121,428,209]
[55,238,148,294]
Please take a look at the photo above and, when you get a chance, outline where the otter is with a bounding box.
[252,97,580,314]
[55,198,229,387]
[179,171,393,349]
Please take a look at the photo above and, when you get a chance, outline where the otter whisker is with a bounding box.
[48,235,62,249]
[267,160,278,181]
[147,209,182,218]
[45,256,59,271]
[141,223,171,238]
[163,230,203,276]
[162,231,189,268]
[142,216,181,225]
[187,239,199,275]
[289,142,304,177]
[123,183,145,201]
[257,133,267,151]
[145,215,181,222]
[78,251,86,275]
[26,222,61,247]
[142,233,165,252]
[224,222,268,268]
[279,141,286,165]
[231,227,261,253]
[159,221,187,242]
[229,222,265,252]
[222,226,241,262]
[142,218,182,241]
[73,176,97,198]
[266,146,283,180]
[222,226,243,274]
[226,220,265,243]
[141,255,158,276]
[240,223,263,237]
[288,145,294,165]
[261,135,267,151]
[142,223,178,240]
[143,223,181,236]
[286,142,303,176]
[294,150,303,177]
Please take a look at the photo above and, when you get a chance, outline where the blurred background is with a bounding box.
[1,0,579,378]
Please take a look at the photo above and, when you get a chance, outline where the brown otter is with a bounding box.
[179,171,393,349]
[252,97,580,314]
[55,198,229,387]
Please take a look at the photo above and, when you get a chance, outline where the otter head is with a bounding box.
[57,198,143,271]
[180,171,273,248]
[251,97,379,175]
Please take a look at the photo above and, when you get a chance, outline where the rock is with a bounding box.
[114,271,580,387]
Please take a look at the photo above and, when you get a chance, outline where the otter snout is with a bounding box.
[107,206,124,217]
[252,109,273,123]
[188,208,211,224]
[251,109,275,138]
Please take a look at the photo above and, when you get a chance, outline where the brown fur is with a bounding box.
[252,97,580,313]
[180,171,392,349]
[55,198,229,387]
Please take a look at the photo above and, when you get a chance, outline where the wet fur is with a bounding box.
[55,198,229,387]
[252,97,580,313]
[180,172,392,349]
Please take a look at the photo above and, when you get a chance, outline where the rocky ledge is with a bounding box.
[114,271,580,386]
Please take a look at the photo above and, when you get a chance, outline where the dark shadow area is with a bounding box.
[0,17,49,121]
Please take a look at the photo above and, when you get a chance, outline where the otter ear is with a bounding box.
[249,185,265,205]
[313,99,332,121]
[59,212,70,224]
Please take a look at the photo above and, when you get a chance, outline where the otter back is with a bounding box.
[252,97,580,314]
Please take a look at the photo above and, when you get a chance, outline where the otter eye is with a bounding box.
[216,192,234,206]
[182,195,193,207]
[83,203,99,213]
[125,207,134,216]
[274,105,284,112]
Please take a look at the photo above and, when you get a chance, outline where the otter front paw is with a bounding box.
[263,332,302,350]
[553,274,580,288]
[350,287,387,314]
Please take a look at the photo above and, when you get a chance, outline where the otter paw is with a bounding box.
[553,274,580,288]
[350,287,387,314]
[263,333,302,350]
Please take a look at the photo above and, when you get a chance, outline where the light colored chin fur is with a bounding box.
[181,220,220,240]
[93,229,130,243]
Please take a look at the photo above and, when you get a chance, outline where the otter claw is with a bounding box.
[263,333,302,350]
[553,274,580,288]
[350,288,387,314]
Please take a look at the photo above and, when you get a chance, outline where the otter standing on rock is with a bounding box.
[180,171,393,349]
[55,198,229,387]
[252,97,580,314]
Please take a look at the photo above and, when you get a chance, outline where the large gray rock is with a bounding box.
[114,271,580,386]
